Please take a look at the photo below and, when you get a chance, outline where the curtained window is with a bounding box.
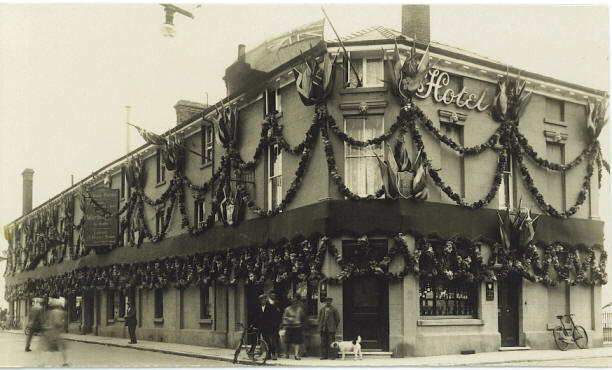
[344,116,384,196]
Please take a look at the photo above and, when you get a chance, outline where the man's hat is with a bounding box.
[258,294,267,299]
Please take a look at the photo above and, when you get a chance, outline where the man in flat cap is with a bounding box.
[250,293,280,360]
[318,297,339,360]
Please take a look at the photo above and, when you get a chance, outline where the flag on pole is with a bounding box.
[265,19,324,51]
[411,150,428,200]
[128,122,167,146]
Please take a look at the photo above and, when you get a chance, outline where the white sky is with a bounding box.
[0,3,610,309]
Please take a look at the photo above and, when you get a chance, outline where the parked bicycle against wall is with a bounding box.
[552,313,588,350]
[233,322,269,364]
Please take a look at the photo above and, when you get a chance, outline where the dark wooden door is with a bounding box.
[498,277,520,347]
[83,292,95,333]
[245,284,264,345]
[343,276,389,350]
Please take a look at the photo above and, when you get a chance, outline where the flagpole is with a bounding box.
[125,106,131,156]
[321,6,362,87]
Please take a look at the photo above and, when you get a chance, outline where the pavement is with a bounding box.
[5,330,612,367]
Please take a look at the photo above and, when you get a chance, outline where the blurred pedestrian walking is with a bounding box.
[40,298,68,367]
[25,298,45,352]
[281,295,306,360]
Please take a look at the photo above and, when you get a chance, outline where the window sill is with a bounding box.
[106,319,116,324]
[199,318,213,325]
[116,318,125,322]
[418,318,483,326]
[543,118,568,127]
[155,181,167,188]
[340,86,387,94]
[200,162,212,170]
[153,318,164,324]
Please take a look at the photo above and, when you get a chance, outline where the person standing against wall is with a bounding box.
[318,297,339,360]
[125,300,137,344]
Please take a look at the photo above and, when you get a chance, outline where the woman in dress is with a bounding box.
[281,295,306,360]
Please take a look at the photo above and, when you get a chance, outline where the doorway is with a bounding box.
[498,276,520,347]
[343,276,389,350]
[83,291,94,334]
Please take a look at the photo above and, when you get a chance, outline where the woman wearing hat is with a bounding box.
[281,295,306,360]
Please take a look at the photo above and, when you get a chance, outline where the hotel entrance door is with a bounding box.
[498,277,520,347]
[343,276,389,350]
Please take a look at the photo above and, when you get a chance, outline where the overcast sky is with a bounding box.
[0,3,610,309]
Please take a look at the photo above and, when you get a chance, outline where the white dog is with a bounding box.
[330,336,362,360]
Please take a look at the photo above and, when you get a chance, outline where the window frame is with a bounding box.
[194,198,206,229]
[201,124,214,166]
[499,154,514,210]
[199,284,214,321]
[107,291,115,321]
[155,209,165,235]
[264,88,282,117]
[267,144,283,211]
[346,52,384,88]
[419,278,478,318]
[156,148,166,184]
[343,115,385,197]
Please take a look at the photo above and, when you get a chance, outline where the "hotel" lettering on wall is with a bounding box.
[415,69,490,112]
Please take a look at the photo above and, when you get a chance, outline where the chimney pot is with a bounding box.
[238,44,246,62]
[402,5,430,45]
[22,168,34,216]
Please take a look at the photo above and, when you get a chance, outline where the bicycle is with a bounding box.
[552,313,588,351]
[233,323,269,365]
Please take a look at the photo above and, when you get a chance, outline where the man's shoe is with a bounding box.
[25,348,31,352]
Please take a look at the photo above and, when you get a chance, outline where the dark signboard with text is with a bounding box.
[84,187,119,248]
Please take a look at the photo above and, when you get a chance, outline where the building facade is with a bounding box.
[3,7,609,357]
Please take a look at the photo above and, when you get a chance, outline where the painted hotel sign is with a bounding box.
[84,187,119,247]
[415,69,490,112]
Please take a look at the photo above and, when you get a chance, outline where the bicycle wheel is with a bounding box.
[252,339,269,365]
[573,325,588,349]
[553,326,569,351]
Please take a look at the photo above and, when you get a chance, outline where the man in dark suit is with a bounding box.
[251,293,281,360]
[318,297,340,359]
[125,301,137,344]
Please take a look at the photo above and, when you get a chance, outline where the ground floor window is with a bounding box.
[200,285,212,320]
[287,280,319,316]
[419,279,477,317]
[154,289,164,319]
[69,296,82,322]
[107,291,115,320]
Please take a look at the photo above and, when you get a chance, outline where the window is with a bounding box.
[195,199,205,229]
[419,279,477,317]
[545,98,564,122]
[156,149,166,184]
[268,144,283,210]
[344,116,384,196]
[346,54,383,88]
[440,123,464,198]
[200,285,212,320]
[547,143,566,212]
[107,291,115,320]
[117,292,126,318]
[155,210,165,235]
[289,280,319,316]
[201,125,214,166]
[264,89,281,116]
[499,154,514,209]
[154,289,164,319]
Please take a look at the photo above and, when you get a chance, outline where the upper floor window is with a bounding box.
[546,142,566,212]
[346,52,384,88]
[154,289,164,319]
[156,149,166,184]
[268,144,283,211]
[201,125,214,166]
[545,98,565,123]
[440,122,465,198]
[195,199,205,229]
[420,279,477,317]
[155,210,165,235]
[344,116,384,196]
[264,89,281,116]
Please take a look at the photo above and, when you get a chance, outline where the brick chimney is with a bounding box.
[22,168,34,216]
[402,4,430,45]
[237,44,246,63]
[173,100,208,125]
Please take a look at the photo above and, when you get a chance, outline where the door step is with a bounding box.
[499,346,531,351]
[340,350,393,358]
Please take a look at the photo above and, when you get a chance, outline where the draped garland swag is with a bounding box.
[4,61,610,298]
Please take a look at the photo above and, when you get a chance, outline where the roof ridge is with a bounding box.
[340,25,380,42]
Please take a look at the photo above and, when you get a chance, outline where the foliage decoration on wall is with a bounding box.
[490,71,532,124]
[586,98,609,141]
[293,52,337,106]
[5,231,606,302]
[386,38,432,103]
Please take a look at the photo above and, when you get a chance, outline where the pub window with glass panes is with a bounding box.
[154,289,164,319]
[419,279,477,317]
[201,124,214,166]
[287,280,319,316]
[268,144,282,210]
[344,116,384,196]
[346,52,384,88]
[107,291,115,320]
